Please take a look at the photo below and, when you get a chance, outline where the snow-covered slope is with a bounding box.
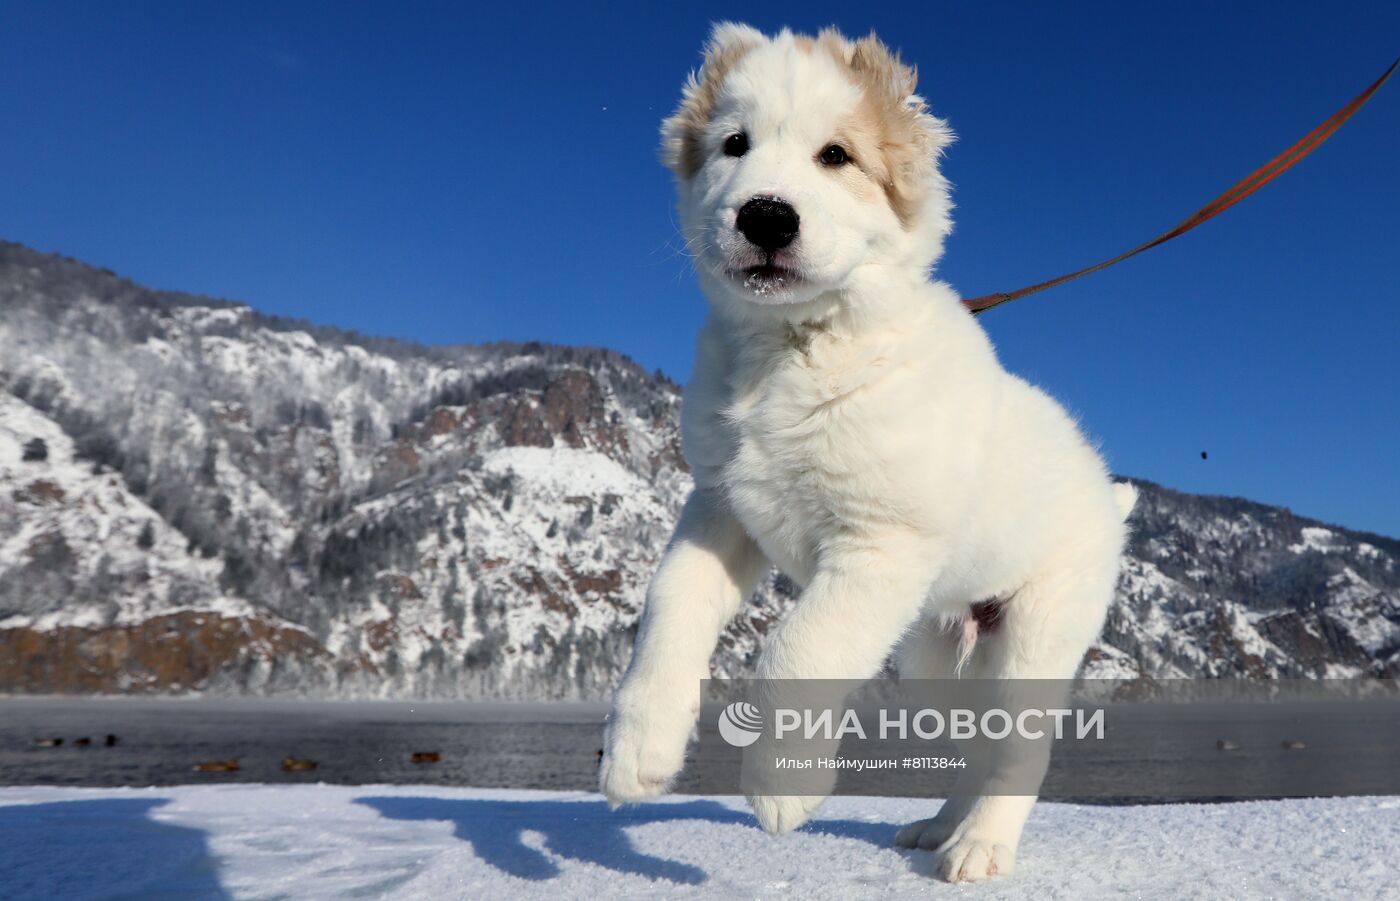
[2,786,1396,899]
[1,240,1396,696]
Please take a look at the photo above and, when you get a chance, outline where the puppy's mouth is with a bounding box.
[730,262,802,297]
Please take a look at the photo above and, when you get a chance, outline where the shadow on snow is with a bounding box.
[356,795,902,885]
[0,798,229,900]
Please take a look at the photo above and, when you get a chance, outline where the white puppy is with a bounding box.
[601,24,1135,882]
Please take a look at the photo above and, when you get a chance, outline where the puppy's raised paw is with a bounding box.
[598,748,675,806]
[598,707,692,806]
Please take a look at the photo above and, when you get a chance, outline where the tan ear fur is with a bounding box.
[661,23,765,178]
[823,29,954,227]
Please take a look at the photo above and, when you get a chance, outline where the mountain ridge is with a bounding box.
[2,240,1396,696]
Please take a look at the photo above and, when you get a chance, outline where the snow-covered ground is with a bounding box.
[1,786,1396,899]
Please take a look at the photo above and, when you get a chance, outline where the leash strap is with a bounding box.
[962,56,1399,315]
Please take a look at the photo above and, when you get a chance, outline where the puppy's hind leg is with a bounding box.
[930,562,1116,883]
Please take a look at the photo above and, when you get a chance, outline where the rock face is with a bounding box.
[1,241,1396,697]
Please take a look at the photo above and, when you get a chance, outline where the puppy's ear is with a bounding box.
[661,22,765,178]
[705,21,765,61]
[848,32,954,157]
[841,31,954,226]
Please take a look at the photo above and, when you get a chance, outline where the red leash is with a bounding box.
[963,57,1400,315]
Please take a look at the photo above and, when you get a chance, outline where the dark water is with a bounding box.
[2,698,1397,803]
[0,699,612,790]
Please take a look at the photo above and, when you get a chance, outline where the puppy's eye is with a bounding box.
[819,144,850,166]
[723,133,749,157]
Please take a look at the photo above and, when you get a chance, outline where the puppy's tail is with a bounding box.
[1112,482,1139,521]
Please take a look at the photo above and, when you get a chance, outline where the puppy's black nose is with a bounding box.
[736,198,799,252]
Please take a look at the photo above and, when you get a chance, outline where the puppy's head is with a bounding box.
[664,24,954,312]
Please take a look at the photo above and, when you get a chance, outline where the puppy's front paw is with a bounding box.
[747,793,824,834]
[934,835,1015,883]
[599,699,695,806]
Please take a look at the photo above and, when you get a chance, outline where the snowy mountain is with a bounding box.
[1,241,1396,697]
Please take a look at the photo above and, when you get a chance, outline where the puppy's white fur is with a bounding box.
[601,24,1134,883]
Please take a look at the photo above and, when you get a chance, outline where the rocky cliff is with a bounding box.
[2,241,1396,696]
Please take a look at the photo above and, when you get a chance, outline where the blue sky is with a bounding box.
[2,1,1397,537]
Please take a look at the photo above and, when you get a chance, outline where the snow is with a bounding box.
[1290,527,1340,554]
[171,305,250,328]
[1357,543,1384,561]
[482,446,645,499]
[0,393,236,630]
[0,786,1395,899]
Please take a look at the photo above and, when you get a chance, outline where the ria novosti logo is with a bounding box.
[717,701,764,747]
[717,701,1105,747]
